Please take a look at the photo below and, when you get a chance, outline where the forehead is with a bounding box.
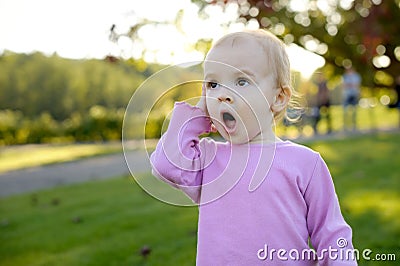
[204,35,270,77]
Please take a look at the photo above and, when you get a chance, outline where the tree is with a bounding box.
[195,0,400,87]
[114,0,400,88]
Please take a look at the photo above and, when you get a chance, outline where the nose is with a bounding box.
[218,95,233,104]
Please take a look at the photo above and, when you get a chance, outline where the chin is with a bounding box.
[218,129,254,145]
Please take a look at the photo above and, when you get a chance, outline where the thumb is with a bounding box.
[210,123,217,133]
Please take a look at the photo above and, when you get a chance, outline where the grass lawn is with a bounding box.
[0,176,198,266]
[0,132,399,265]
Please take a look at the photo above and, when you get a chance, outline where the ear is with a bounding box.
[271,86,291,114]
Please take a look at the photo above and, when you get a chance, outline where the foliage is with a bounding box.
[115,0,400,87]
[0,52,145,120]
[0,107,125,145]
[0,133,399,265]
[195,0,400,87]
[0,52,169,144]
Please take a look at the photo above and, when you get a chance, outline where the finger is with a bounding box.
[210,123,217,133]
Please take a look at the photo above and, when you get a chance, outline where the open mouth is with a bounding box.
[222,112,236,131]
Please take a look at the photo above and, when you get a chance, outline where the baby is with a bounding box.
[150,30,356,265]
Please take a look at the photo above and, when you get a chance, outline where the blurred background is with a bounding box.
[0,0,399,265]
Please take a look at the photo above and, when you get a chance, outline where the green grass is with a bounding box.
[0,133,399,265]
[0,176,198,266]
[0,142,122,173]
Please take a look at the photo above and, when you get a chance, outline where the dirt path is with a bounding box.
[0,150,150,198]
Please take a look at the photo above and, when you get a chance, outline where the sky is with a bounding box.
[0,0,175,59]
[0,0,324,78]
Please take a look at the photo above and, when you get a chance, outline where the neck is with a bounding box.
[248,127,281,144]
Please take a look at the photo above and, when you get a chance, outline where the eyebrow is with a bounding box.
[204,68,256,79]
[235,68,256,80]
[203,73,216,81]
[231,68,260,86]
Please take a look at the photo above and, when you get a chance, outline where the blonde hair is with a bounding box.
[211,29,301,122]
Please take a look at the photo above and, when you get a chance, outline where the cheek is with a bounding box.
[206,97,218,113]
[238,98,274,127]
[238,91,268,114]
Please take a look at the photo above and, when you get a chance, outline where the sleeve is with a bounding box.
[150,102,212,203]
[305,154,357,265]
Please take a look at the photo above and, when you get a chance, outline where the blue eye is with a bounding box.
[237,79,250,87]
[206,81,219,89]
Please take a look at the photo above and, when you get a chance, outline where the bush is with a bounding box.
[0,107,125,145]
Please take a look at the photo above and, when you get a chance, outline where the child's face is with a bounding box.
[204,36,278,144]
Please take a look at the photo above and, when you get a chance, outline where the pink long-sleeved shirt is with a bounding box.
[150,102,357,265]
